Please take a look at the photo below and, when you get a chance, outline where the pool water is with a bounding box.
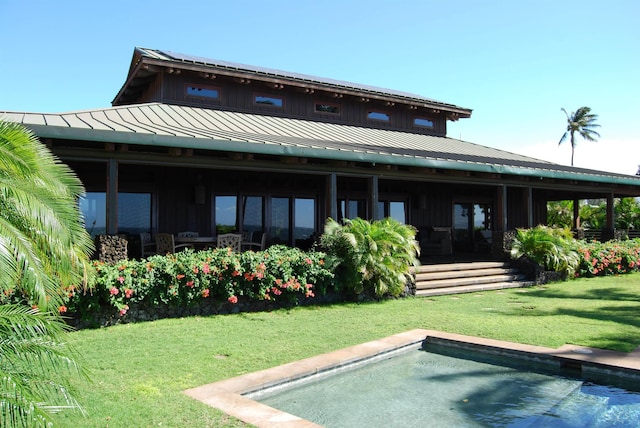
[254,345,640,427]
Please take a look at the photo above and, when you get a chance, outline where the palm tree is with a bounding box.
[559,106,601,166]
[1,119,94,427]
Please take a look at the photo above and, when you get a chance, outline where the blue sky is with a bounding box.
[1,0,638,174]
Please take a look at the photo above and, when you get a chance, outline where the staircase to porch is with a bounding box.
[413,261,535,297]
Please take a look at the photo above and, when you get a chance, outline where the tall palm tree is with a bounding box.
[0,119,94,427]
[559,106,601,166]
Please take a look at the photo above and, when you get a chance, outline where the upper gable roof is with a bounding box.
[3,103,640,190]
[113,47,472,120]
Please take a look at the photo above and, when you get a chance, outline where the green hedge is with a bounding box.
[61,245,333,321]
[511,226,640,279]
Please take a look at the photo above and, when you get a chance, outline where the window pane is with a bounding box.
[375,201,385,220]
[367,111,389,121]
[186,85,219,100]
[414,118,434,128]
[271,197,290,244]
[215,196,237,234]
[118,192,151,234]
[255,95,284,107]
[348,199,366,219]
[389,201,406,223]
[79,192,106,237]
[242,196,263,236]
[294,198,315,240]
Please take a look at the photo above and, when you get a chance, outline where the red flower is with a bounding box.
[232,270,241,277]
[124,288,134,298]
[186,280,195,288]
[110,287,119,295]
[176,274,186,280]
[228,295,238,304]
[58,305,67,314]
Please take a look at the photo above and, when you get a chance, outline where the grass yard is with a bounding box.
[52,273,640,427]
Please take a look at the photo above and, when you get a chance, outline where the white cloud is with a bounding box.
[517,138,639,176]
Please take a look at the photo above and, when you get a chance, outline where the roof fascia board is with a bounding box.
[25,123,640,187]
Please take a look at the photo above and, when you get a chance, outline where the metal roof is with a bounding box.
[2,103,639,186]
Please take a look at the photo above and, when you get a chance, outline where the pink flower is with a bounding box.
[305,258,312,264]
[202,263,211,274]
[119,304,129,316]
[228,295,238,304]
[202,289,210,298]
[186,280,195,288]
[110,287,119,295]
[124,288,134,298]
[117,276,125,284]
[58,305,67,314]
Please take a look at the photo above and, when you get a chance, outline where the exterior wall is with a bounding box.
[148,73,447,136]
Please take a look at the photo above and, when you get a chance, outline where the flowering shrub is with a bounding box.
[64,246,333,321]
[574,239,640,277]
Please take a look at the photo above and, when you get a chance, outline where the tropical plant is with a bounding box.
[546,200,574,228]
[510,225,579,277]
[0,119,94,426]
[559,106,600,166]
[320,217,420,298]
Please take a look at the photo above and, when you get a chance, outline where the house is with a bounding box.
[3,47,640,258]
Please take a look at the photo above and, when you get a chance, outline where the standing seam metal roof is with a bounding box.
[2,102,640,186]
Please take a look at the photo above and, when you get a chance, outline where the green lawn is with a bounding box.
[52,273,640,427]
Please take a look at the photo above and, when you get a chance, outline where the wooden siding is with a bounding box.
[152,73,447,136]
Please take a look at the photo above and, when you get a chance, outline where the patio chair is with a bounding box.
[155,233,193,255]
[139,232,156,258]
[242,232,267,251]
[217,233,242,252]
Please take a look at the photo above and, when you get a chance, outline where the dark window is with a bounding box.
[367,111,390,122]
[294,198,315,240]
[271,197,290,244]
[242,196,264,236]
[255,94,284,108]
[186,84,220,100]
[315,103,340,114]
[414,117,434,128]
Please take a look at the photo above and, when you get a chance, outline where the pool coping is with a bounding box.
[183,329,640,428]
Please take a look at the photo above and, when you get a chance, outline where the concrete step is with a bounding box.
[412,260,533,296]
[417,273,529,290]
[416,280,536,297]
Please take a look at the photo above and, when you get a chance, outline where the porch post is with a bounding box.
[573,198,580,230]
[525,186,533,228]
[495,185,507,231]
[328,172,337,220]
[606,193,614,230]
[106,159,118,235]
[369,175,379,220]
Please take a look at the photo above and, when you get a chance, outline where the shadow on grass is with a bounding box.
[524,286,640,302]
[497,286,640,351]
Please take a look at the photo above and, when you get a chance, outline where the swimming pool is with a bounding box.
[183,329,640,427]
[254,344,640,427]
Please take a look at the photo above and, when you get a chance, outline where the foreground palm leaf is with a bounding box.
[1,120,94,426]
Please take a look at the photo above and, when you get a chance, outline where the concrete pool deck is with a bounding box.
[183,329,640,428]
